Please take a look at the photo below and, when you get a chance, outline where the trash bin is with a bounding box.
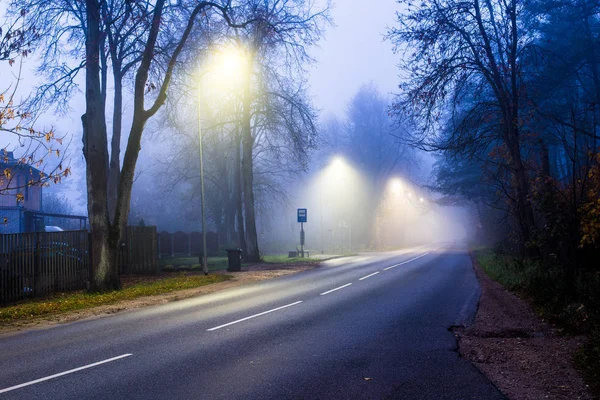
[226,248,243,272]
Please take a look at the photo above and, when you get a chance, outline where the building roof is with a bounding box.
[0,151,42,178]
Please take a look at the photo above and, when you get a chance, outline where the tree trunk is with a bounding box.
[508,126,537,256]
[234,131,247,253]
[108,69,123,221]
[505,1,537,258]
[241,62,259,262]
[114,117,147,245]
[214,202,226,246]
[83,0,120,291]
[225,172,236,245]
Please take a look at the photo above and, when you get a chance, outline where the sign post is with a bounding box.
[297,208,307,258]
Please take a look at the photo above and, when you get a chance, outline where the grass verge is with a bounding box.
[261,254,356,264]
[159,254,350,269]
[472,247,600,398]
[262,255,316,264]
[0,274,231,323]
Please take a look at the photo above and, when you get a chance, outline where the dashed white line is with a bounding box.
[359,272,380,281]
[384,252,430,271]
[0,354,133,394]
[320,283,353,296]
[207,301,303,331]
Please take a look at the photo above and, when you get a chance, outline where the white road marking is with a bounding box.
[207,301,303,331]
[320,283,353,296]
[383,252,430,271]
[359,272,380,281]
[0,354,133,394]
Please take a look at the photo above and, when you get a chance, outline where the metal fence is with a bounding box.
[0,230,89,304]
[0,227,159,304]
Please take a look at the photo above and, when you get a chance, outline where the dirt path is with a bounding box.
[453,255,592,400]
[0,261,319,336]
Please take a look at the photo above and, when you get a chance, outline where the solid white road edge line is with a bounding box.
[320,283,353,296]
[359,272,380,281]
[383,252,431,271]
[0,354,133,394]
[207,301,303,331]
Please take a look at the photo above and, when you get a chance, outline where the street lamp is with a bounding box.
[197,43,249,275]
[197,74,208,275]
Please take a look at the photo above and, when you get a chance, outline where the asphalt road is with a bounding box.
[0,244,505,399]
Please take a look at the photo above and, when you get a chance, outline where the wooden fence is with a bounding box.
[158,231,219,258]
[118,226,158,274]
[0,226,158,304]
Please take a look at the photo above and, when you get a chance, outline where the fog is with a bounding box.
[0,0,475,254]
[258,155,471,255]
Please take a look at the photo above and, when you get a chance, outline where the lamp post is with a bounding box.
[319,168,324,254]
[198,77,208,275]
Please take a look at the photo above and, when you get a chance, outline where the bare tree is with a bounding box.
[13,0,325,289]
[81,0,257,291]
[387,0,538,253]
[42,192,75,215]
[233,0,330,261]
[9,0,153,219]
[345,83,417,185]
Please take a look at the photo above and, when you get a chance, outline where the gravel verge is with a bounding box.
[452,254,592,400]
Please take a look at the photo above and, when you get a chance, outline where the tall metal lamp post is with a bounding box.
[319,168,324,254]
[198,79,209,275]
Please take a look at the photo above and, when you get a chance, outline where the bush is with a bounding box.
[575,328,600,397]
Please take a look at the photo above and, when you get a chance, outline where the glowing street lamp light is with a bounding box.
[209,44,248,90]
[331,156,345,169]
[321,155,355,253]
[197,43,249,275]
[389,178,403,196]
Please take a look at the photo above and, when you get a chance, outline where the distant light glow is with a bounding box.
[302,163,469,253]
[330,156,346,169]
[389,178,403,195]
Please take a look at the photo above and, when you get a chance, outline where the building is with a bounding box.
[0,151,43,233]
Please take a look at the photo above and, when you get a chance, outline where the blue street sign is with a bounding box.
[297,208,307,223]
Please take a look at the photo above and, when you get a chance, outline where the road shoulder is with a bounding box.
[452,255,592,400]
[0,261,319,337]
